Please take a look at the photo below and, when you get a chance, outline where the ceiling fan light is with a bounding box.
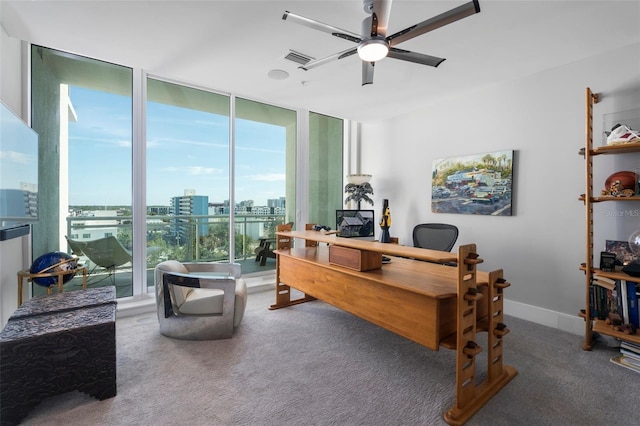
[357,38,389,62]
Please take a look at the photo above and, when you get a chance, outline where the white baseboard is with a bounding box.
[116,278,584,337]
[504,298,584,336]
[243,273,276,294]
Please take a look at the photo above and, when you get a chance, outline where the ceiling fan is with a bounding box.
[282,0,480,85]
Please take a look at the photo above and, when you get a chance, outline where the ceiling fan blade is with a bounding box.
[300,47,358,71]
[371,0,393,37]
[387,0,480,47]
[387,48,445,67]
[362,61,375,86]
[283,11,362,43]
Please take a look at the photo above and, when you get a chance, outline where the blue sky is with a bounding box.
[1,102,38,191]
[68,87,286,206]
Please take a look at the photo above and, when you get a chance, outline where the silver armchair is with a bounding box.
[154,260,247,340]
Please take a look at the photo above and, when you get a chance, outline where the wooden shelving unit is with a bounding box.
[579,87,640,350]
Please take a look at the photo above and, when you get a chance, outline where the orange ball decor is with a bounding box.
[604,171,639,196]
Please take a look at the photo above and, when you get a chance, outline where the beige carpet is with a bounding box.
[20,289,636,426]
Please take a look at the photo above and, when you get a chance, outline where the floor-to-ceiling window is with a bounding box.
[29,45,343,300]
[31,45,133,297]
[234,98,296,268]
[146,77,231,288]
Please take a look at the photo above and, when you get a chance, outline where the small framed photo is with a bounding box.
[600,251,617,272]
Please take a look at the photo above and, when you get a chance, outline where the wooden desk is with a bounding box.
[270,230,516,425]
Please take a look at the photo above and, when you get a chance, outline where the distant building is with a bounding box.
[171,190,209,240]
[267,197,285,209]
[67,209,120,241]
[0,186,38,223]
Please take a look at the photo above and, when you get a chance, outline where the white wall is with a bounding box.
[360,42,640,334]
[0,24,30,327]
[1,23,23,113]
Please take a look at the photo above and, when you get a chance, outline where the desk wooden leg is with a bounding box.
[269,254,315,310]
[444,262,517,426]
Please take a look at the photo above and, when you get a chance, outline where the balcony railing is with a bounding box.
[61,213,285,298]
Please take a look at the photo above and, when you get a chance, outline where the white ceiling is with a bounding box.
[2,1,639,122]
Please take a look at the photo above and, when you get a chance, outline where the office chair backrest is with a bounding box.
[412,223,459,252]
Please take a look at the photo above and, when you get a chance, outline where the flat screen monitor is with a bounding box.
[336,209,375,238]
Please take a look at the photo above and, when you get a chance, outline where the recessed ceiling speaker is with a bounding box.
[267,69,289,80]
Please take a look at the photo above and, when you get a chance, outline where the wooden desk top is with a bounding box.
[276,230,458,264]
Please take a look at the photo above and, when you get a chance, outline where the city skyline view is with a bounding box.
[68,86,287,208]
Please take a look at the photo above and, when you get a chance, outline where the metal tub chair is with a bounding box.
[154,260,247,340]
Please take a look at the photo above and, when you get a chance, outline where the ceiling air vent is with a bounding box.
[283,50,314,65]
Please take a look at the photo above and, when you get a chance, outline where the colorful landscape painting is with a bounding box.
[431,150,514,216]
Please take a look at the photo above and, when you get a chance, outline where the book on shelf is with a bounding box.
[619,280,629,324]
[620,348,640,362]
[620,340,640,353]
[610,355,640,374]
[592,275,616,291]
[589,285,606,320]
[627,281,639,328]
[590,284,617,320]
[589,280,640,327]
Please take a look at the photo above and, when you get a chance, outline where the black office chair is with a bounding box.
[412,223,459,252]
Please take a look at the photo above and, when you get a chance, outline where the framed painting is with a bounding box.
[605,240,637,265]
[431,150,514,216]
